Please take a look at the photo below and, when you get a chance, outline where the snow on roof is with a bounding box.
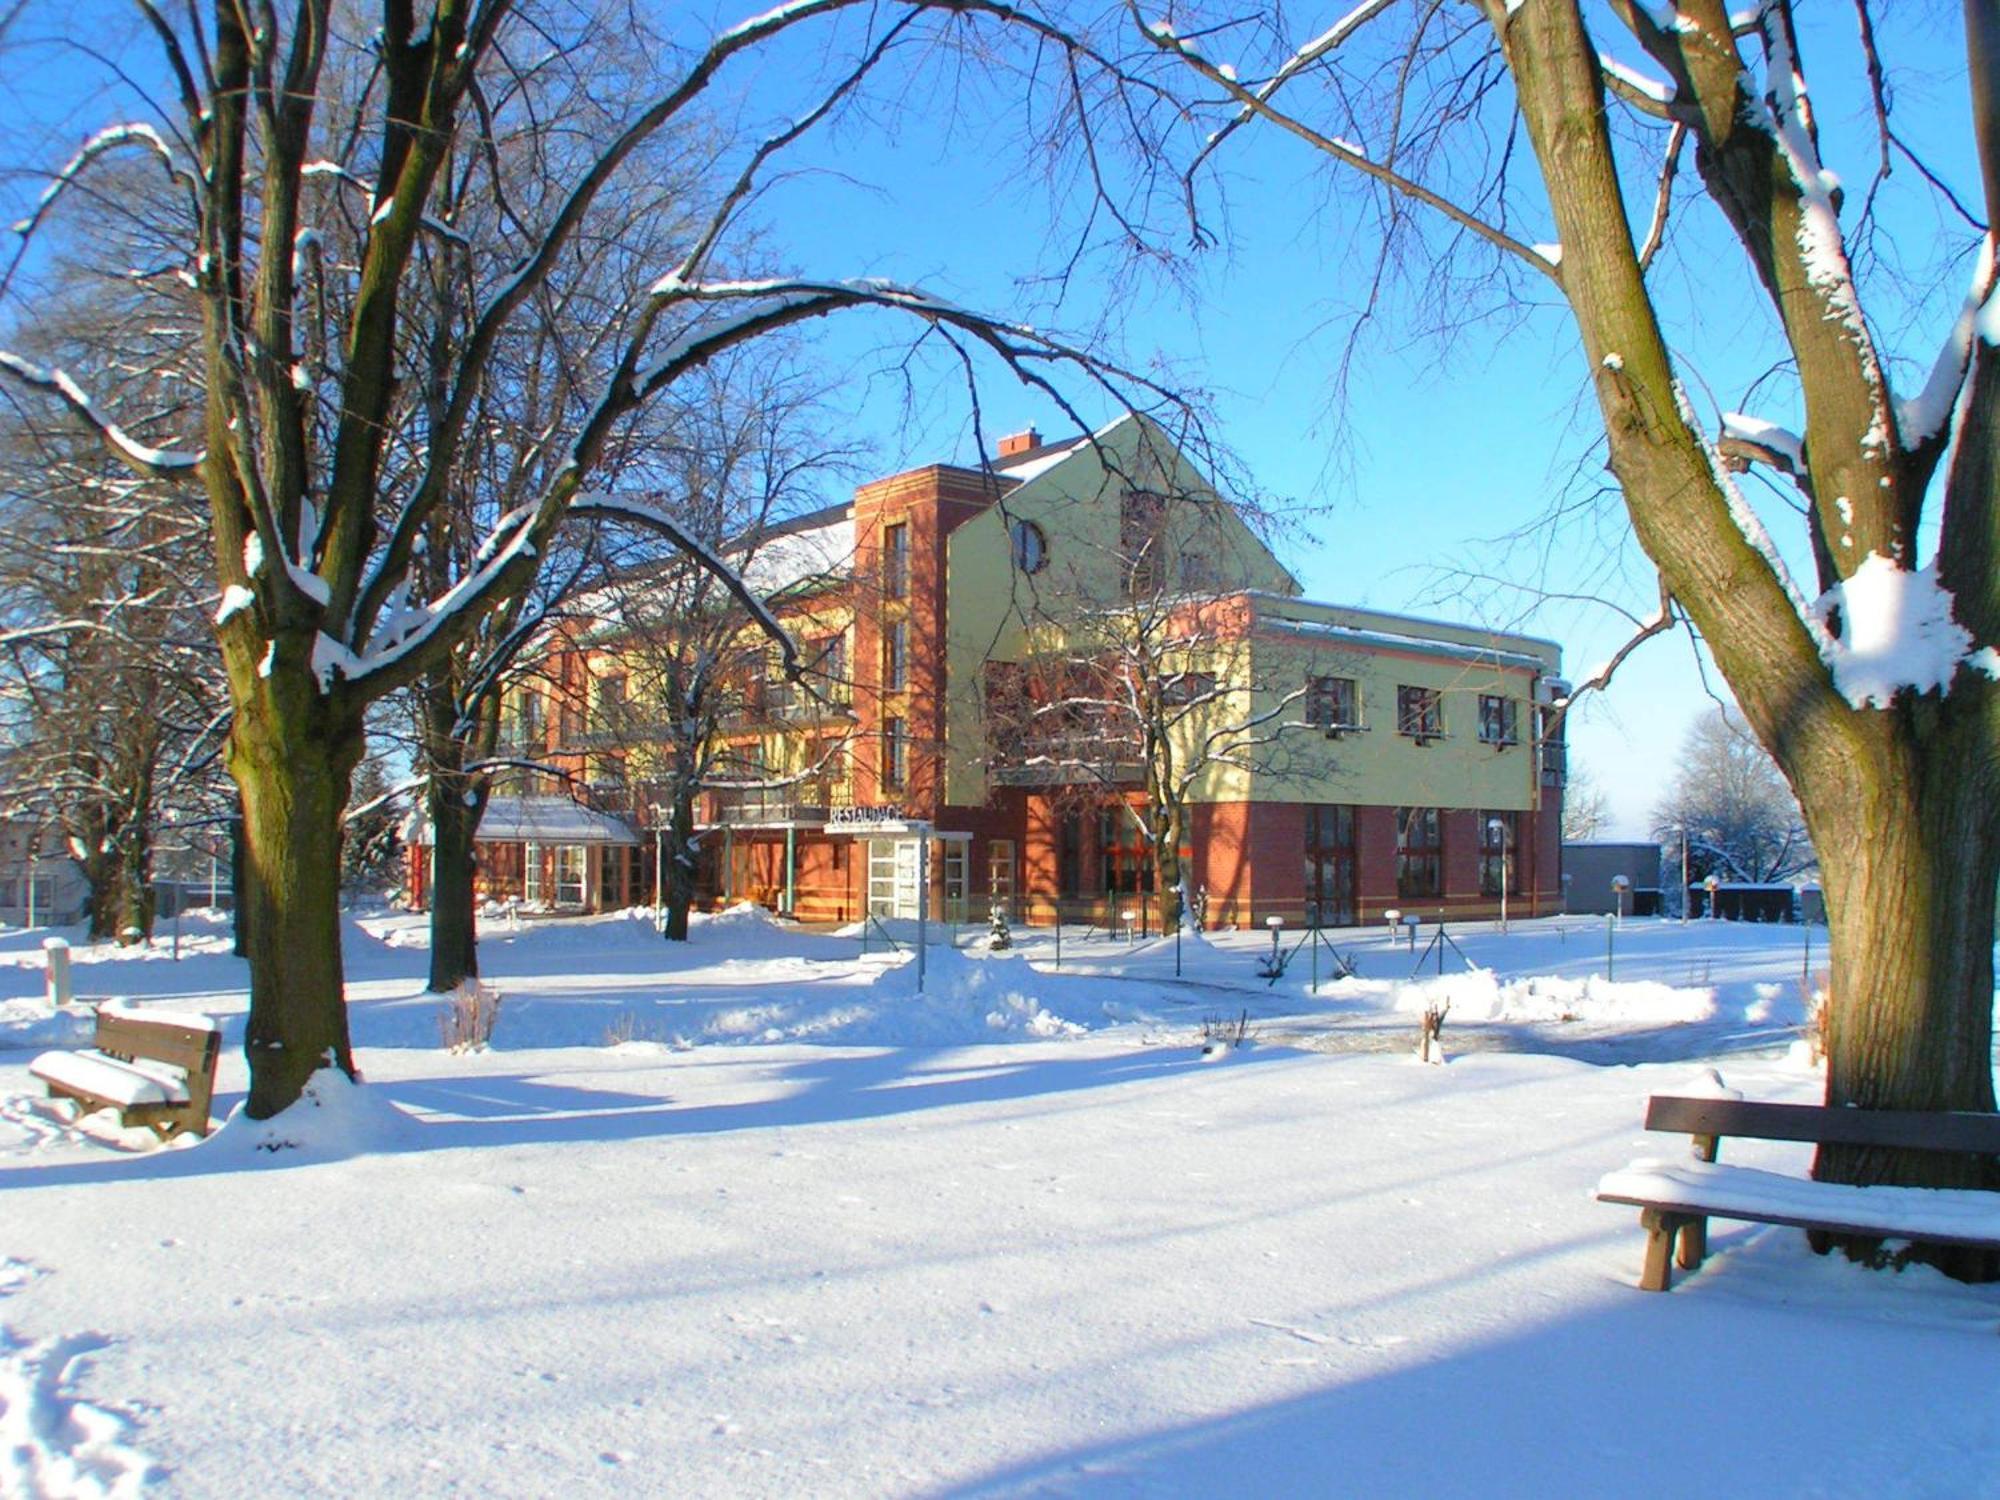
[992,436,1089,485]
[1261,614,1554,671]
[406,796,640,848]
[737,514,854,596]
[1242,591,1563,660]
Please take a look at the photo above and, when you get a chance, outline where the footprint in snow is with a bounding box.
[0,1326,162,1500]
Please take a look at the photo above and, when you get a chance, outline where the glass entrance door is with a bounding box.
[867,839,921,918]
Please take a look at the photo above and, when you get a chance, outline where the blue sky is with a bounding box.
[730,3,1983,840]
[3,0,1982,841]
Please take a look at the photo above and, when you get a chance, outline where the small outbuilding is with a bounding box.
[1562,841,1663,916]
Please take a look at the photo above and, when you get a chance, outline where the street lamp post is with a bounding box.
[1680,826,1690,925]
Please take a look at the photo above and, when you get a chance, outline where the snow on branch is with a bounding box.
[1598,52,1676,111]
[1896,233,1998,451]
[299,160,469,246]
[568,492,799,678]
[1719,410,1805,477]
[1809,552,1992,709]
[8,124,198,245]
[0,353,204,480]
[319,503,544,693]
[1562,578,1678,714]
[1151,15,1563,284]
[1674,380,1818,629]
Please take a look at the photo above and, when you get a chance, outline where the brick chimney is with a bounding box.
[997,427,1041,458]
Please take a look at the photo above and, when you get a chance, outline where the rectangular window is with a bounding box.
[882,716,906,790]
[1303,804,1356,927]
[883,619,908,692]
[591,674,627,736]
[523,842,544,904]
[1058,811,1082,899]
[1161,670,1215,707]
[1478,694,1519,745]
[507,689,545,752]
[1099,806,1152,895]
[883,522,909,599]
[812,635,849,704]
[989,839,1017,906]
[1480,812,1517,897]
[554,845,587,907]
[942,843,968,923]
[1396,806,1442,899]
[1397,685,1444,741]
[1538,704,1568,786]
[1120,489,1166,597]
[1307,675,1360,730]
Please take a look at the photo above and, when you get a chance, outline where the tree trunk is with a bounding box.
[113,831,155,943]
[229,693,364,1120]
[426,778,484,992]
[230,810,249,957]
[83,844,120,942]
[1152,803,1186,933]
[1810,742,2000,1276]
[1497,0,2000,1279]
[663,791,697,941]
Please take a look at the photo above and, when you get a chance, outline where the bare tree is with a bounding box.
[0,0,1184,1117]
[586,357,860,939]
[1652,709,1812,885]
[1150,0,2000,1272]
[983,472,1308,930]
[1559,762,1611,843]
[0,341,228,941]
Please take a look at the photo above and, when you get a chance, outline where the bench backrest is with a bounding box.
[94,1010,221,1077]
[1647,1095,2000,1156]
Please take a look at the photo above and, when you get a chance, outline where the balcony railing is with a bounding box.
[718,682,855,729]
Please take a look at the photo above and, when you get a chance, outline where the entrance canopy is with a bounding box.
[405,795,640,848]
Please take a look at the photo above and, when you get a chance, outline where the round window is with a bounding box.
[1010,519,1047,574]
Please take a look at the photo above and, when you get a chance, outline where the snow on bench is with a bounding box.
[28,1002,220,1139]
[1598,1159,2000,1246]
[29,1048,188,1107]
[98,997,220,1033]
[1597,1090,2000,1290]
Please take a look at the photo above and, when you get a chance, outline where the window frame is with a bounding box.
[1307,675,1360,732]
[1477,693,1519,746]
[882,521,909,599]
[1395,805,1443,899]
[1397,685,1444,742]
[1010,518,1048,574]
[882,715,907,790]
[883,618,908,692]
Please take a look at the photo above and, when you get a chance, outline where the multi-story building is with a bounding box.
[411,415,1567,928]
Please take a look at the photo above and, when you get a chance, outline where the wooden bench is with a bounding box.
[1597,1094,2000,1290]
[29,1000,221,1140]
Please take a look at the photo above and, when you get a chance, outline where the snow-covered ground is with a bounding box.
[2,908,1995,1497]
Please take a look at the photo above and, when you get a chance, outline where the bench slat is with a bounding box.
[1601,1188,2000,1251]
[1645,1095,2000,1156]
[94,1014,217,1073]
[1599,1159,2000,1247]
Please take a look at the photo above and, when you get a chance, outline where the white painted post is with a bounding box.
[915,829,930,994]
[43,936,71,1008]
